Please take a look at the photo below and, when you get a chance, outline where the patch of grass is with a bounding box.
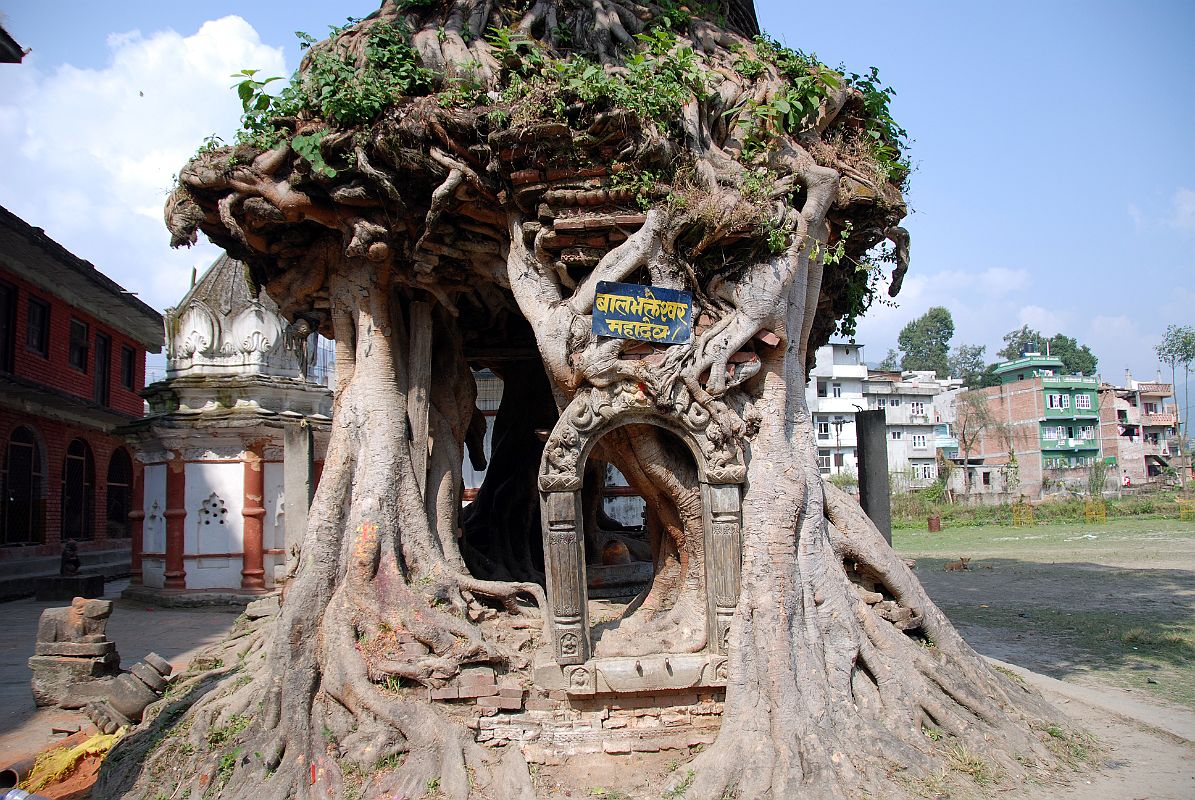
[587,789,630,799]
[1039,723,1101,767]
[942,604,1195,707]
[205,714,252,747]
[895,768,949,799]
[663,769,695,797]
[945,744,1000,787]
[374,752,405,772]
[991,663,1028,688]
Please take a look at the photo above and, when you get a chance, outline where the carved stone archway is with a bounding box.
[538,380,747,668]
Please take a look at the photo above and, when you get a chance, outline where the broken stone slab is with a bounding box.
[84,651,173,734]
[28,654,119,708]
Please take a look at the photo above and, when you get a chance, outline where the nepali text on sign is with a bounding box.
[592,281,693,345]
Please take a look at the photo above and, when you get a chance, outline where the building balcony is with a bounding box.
[1143,412,1177,428]
[1041,438,1100,450]
[1143,440,1171,457]
[1043,408,1100,419]
[810,397,865,414]
[1042,375,1099,388]
[1136,382,1173,397]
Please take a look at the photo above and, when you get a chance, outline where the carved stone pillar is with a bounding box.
[163,455,186,591]
[541,490,589,665]
[128,470,145,585]
[241,443,266,591]
[704,483,742,654]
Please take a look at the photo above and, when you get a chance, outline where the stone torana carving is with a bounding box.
[539,380,747,493]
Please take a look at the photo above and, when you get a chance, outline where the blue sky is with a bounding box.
[0,1,1191,388]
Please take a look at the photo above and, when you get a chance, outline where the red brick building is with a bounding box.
[0,205,162,594]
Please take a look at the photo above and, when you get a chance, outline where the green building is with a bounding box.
[992,354,1101,471]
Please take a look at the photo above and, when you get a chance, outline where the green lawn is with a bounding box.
[893,517,1195,708]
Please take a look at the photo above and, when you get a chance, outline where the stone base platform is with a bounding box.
[477,687,724,763]
[34,575,105,601]
[426,651,726,763]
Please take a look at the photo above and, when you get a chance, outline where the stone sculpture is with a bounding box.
[85,653,174,734]
[28,598,120,708]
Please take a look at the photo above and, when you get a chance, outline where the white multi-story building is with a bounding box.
[864,371,961,489]
[806,343,962,488]
[806,343,868,476]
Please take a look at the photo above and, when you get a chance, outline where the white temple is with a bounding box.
[122,254,332,601]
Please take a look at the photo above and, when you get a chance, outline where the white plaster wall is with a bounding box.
[263,462,285,589]
[184,461,245,590]
[141,464,167,589]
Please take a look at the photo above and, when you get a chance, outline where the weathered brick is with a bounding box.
[429,686,458,701]
[457,683,499,699]
[477,695,523,711]
[498,686,525,700]
[603,739,633,754]
[523,698,563,712]
[459,665,496,683]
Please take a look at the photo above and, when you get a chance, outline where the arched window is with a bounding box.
[61,439,95,541]
[106,448,133,538]
[2,426,46,545]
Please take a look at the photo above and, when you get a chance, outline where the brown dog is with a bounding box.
[943,557,971,571]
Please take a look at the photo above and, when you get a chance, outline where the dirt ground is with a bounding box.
[896,518,1195,709]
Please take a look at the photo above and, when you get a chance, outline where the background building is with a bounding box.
[0,204,161,596]
[806,342,867,476]
[864,370,961,490]
[1099,371,1177,486]
[961,354,1102,499]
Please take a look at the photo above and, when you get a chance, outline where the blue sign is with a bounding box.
[592,281,693,345]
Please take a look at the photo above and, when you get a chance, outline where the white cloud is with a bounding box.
[851,264,1033,364]
[1017,305,1072,336]
[0,17,286,312]
[1171,188,1195,232]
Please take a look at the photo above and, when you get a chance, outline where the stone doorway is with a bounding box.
[535,381,746,696]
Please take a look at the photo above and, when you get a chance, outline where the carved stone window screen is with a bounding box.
[538,384,745,666]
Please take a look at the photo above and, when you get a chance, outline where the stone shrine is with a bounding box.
[121,254,332,601]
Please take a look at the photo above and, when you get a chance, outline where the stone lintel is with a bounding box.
[533,651,728,695]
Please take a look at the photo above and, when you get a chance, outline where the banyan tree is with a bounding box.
[99,2,1085,798]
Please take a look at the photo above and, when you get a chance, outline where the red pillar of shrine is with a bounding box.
[163,455,187,590]
[128,469,145,585]
[241,444,266,591]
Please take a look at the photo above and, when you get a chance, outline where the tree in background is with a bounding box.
[877,348,901,370]
[953,389,1015,495]
[1156,324,1195,490]
[997,324,1043,360]
[947,343,987,387]
[1046,333,1098,376]
[997,325,1098,375]
[896,305,953,376]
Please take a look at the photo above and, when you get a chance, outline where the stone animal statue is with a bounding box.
[30,598,119,708]
[59,540,80,576]
[36,597,112,646]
